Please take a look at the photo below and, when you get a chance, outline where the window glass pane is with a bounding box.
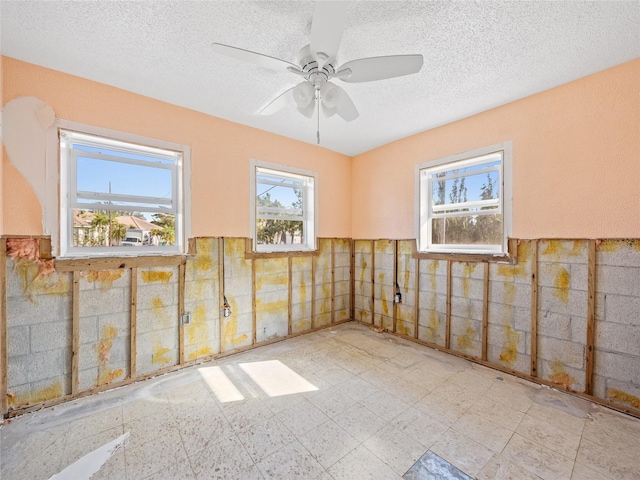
[256,220,303,246]
[76,156,173,202]
[72,209,176,247]
[256,178,303,214]
[429,159,500,179]
[73,144,176,165]
[431,214,503,246]
[431,170,500,207]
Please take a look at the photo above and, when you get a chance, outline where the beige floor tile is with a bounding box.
[327,444,402,480]
[502,433,574,480]
[430,428,494,478]
[125,428,190,479]
[467,396,525,431]
[261,390,305,414]
[190,433,255,479]
[452,412,514,452]
[483,379,536,413]
[276,398,330,437]
[1,439,65,480]
[571,461,615,480]
[307,383,361,417]
[582,410,640,459]
[448,368,498,392]
[91,448,127,480]
[388,407,448,449]
[61,425,125,468]
[338,375,381,402]
[332,403,390,442]
[256,440,326,479]
[401,366,447,392]
[237,416,296,463]
[124,409,177,445]
[219,397,273,432]
[476,453,543,480]
[178,407,236,455]
[299,419,359,468]
[515,413,582,459]
[383,376,429,405]
[231,463,265,480]
[64,404,125,444]
[575,437,640,480]
[414,390,470,426]
[122,394,172,423]
[525,401,586,437]
[313,364,357,386]
[363,423,428,475]
[358,389,410,422]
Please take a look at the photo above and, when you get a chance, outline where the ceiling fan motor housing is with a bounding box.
[297,44,335,87]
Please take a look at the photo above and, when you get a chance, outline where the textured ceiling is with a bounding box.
[2,1,639,156]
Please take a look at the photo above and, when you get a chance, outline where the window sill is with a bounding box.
[413,239,518,264]
[54,254,189,272]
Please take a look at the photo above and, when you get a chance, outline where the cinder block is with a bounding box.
[8,325,30,357]
[595,321,640,356]
[80,287,125,317]
[184,278,217,303]
[24,348,65,383]
[596,265,640,296]
[604,378,640,408]
[538,358,586,392]
[79,316,99,345]
[98,311,130,337]
[605,294,640,327]
[487,344,531,375]
[596,240,640,268]
[489,280,530,308]
[538,240,588,265]
[334,252,351,268]
[451,297,483,321]
[418,292,447,314]
[451,276,484,301]
[30,320,72,353]
[539,286,588,318]
[537,311,572,341]
[538,336,585,369]
[7,293,72,327]
[569,263,589,292]
[136,283,177,311]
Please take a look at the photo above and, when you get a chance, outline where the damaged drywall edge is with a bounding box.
[2,96,56,236]
[49,432,129,480]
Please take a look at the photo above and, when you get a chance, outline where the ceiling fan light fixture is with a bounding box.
[293,82,315,108]
[320,82,341,109]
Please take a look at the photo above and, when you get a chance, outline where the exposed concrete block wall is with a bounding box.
[78,269,131,391]
[5,252,72,408]
[2,236,352,415]
[353,237,640,417]
[373,240,394,330]
[184,237,221,360]
[417,259,447,346]
[396,240,417,337]
[594,240,640,411]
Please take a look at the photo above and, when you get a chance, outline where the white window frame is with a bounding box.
[415,142,512,255]
[250,159,317,253]
[46,120,191,257]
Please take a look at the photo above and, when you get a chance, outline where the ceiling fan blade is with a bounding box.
[258,87,295,115]
[332,84,359,122]
[212,43,299,73]
[310,1,348,65]
[338,54,424,83]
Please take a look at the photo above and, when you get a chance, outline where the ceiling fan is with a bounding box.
[212,1,423,142]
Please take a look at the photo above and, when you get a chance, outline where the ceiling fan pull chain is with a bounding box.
[316,88,321,144]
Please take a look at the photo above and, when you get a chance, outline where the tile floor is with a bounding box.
[2,322,640,479]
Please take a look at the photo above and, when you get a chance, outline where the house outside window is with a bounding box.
[250,160,317,252]
[57,127,190,257]
[416,142,512,254]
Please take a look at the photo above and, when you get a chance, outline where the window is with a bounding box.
[57,127,190,257]
[416,142,512,254]
[250,160,317,252]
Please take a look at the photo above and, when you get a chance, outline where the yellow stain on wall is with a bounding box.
[14,260,71,302]
[96,324,124,387]
[542,239,562,257]
[497,241,530,279]
[151,297,173,329]
[503,282,516,306]
[256,298,288,315]
[152,343,172,365]
[187,305,208,344]
[553,267,570,303]
[319,283,331,314]
[359,259,367,286]
[87,270,124,290]
[428,261,438,290]
[141,270,173,283]
[427,311,441,342]
[397,319,411,336]
[548,359,575,390]
[569,240,586,257]
[375,240,391,253]
[188,346,213,361]
[456,323,477,351]
[7,380,63,407]
[194,238,213,271]
[294,319,308,331]
[223,296,249,347]
[607,388,640,409]
[462,263,476,297]
[380,277,389,316]
[598,239,620,253]
[499,325,520,366]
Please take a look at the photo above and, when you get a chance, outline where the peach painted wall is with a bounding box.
[352,59,640,239]
[1,57,351,237]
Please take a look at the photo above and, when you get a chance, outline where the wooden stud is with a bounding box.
[350,239,355,321]
[188,237,198,255]
[482,262,489,361]
[38,237,52,259]
[392,240,398,333]
[71,271,80,395]
[331,239,335,324]
[55,255,185,272]
[178,263,185,365]
[218,238,225,354]
[288,256,293,335]
[414,256,420,339]
[130,267,138,378]
[585,239,596,395]
[0,238,8,414]
[311,253,316,329]
[370,240,375,325]
[530,240,539,377]
[445,260,452,350]
[252,257,257,345]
